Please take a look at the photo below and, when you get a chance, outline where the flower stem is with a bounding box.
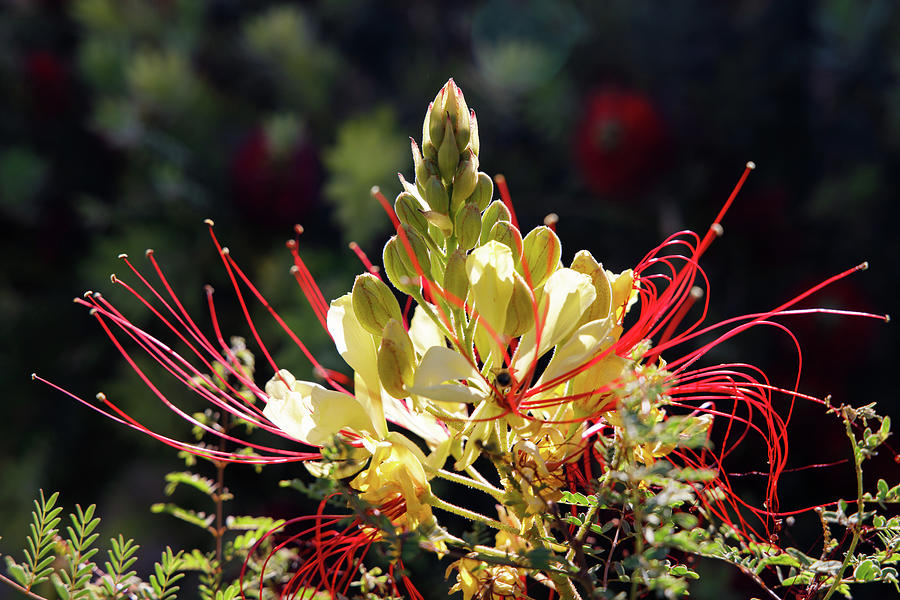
[428,466,504,501]
[822,409,866,600]
[426,494,519,537]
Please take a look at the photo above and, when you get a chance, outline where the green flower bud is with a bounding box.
[352,273,403,337]
[394,192,429,236]
[423,175,449,215]
[377,318,415,399]
[443,250,469,308]
[397,224,432,277]
[489,220,523,263]
[504,273,535,337]
[469,172,493,212]
[411,138,427,184]
[423,140,438,162]
[428,93,445,148]
[450,149,478,215]
[438,117,459,185]
[444,79,461,128]
[467,109,480,156]
[521,226,562,289]
[454,203,482,251]
[452,87,470,152]
[422,210,453,237]
[383,236,418,295]
[571,250,613,323]
[480,200,511,245]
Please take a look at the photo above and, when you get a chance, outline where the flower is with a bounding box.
[40,79,889,599]
[575,87,667,197]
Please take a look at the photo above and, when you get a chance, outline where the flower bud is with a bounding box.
[351,273,403,337]
[377,318,415,399]
[383,236,418,295]
[443,250,469,309]
[438,117,459,185]
[570,250,613,323]
[394,192,429,235]
[427,92,445,148]
[411,138,427,184]
[450,149,478,214]
[467,109,480,156]
[489,221,523,263]
[423,175,449,215]
[480,200,512,245]
[504,273,535,337]
[469,172,493,212]
[421,210,453,237]
[454,203,482,251]
[452,87,470,152]
[521,226,562,289]
[423,140,438,162]
[397,224,432,277]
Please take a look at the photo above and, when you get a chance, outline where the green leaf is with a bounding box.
[151,503,215,530]
[164,471,218,497]
[854,559,880,582]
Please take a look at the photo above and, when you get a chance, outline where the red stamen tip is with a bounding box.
[95,392,106,402]
[88,308,98,316]
[295,224,304,235]
[117,253,128,259]
[203,284,214,295]
[30,372,37,380]
[110,274,118,283]
[349,242,359,250]
[204,218,215,227]
[746,160,756,170]
[289,265,300,274]
[221,247,230,256]
[286,239,297,250]
[370,185,381,196]
[145,249,154,257]
[711,223,724,237]
[690,286,704,300]
[884,314,891,323]
[857,261,869,271]
[82,291,93,298]
[544,213,559,227]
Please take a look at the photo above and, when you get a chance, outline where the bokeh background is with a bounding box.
[1,1,897,598]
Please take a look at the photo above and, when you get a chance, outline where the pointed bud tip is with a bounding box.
[204,218,215,226]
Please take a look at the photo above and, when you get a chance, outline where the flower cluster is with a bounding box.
[38,80,892,600]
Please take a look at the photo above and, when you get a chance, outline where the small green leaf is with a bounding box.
[854,559,880,582]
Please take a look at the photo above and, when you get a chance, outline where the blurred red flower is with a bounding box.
[575,88,666,197]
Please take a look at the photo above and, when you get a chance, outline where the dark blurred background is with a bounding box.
[1,1,897,598]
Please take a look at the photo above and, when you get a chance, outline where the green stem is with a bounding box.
[822,411,866,600]
[0,571,50,600]
[428,466,504,501]
[566,502,599,563]
[427,494,519,537]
